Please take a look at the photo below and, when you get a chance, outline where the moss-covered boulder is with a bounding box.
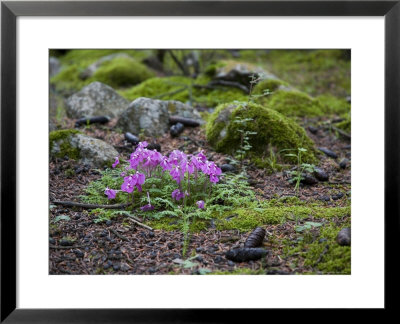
[66,82,129,119]
[50,50,154,95]
[50,129,118,167]
[206,101,317,163]
[89,55,154,88]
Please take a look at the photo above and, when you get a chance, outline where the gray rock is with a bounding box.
[66,82,129,119]
[336,227,351,246]
[117,97,203,137]
[50,133,118,168]
[49,57,61,77]
[74,134,119,168]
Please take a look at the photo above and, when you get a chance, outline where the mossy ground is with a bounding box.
[206,101,317,163]
[242,49,350,98]
[282,217,351,274]
[118,75,248,107]
[49,129,81,159]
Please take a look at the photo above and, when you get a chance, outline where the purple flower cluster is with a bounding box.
[105,142,222,211]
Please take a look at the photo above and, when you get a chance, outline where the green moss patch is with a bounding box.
[263,90,325,118]
[206,101,317,163]
[49,129,81,160]
[262,49,350,97]
[118,76,192,102]
[119,75,248,107]
[253,78,289,95]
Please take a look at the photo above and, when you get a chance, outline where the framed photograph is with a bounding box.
[1,0,398,321]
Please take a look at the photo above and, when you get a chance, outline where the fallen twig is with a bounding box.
[332,126,351,140]
[49,244,87,249]
[209,80,250,93]
[110,228,130,242]
[51,201,131,209]
[123,214,153,231]
[167,50,189,76]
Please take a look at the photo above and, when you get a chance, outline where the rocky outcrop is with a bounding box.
[65,82,129,119]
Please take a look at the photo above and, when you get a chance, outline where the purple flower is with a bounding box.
[137,141,148,149]
[121,172,145,193]
[171,189,185,201]
[104,187,116,199]
[170,164,184,184]
[141,192,154,211]
[196,200,205,209]
[209,174,220,183]
[112,157,119,168]
[140,204,154,211]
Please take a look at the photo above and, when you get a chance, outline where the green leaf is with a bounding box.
[198,268,212,275]
[53,215,71,223]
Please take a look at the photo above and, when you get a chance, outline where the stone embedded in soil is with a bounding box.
[308,125,318,134]
[59,238,74,246]
[49,237,56,245]
[221,164,236,173]
[339,158,349,169]
[319,196,331,202]
[313,168,329,181]
[318,147,338,159]
[336,227,351,246]
[331,193,344,200]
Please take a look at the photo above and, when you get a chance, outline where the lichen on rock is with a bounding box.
[49,129,118,167]
[206,101,317,163]
[65,81,129,119]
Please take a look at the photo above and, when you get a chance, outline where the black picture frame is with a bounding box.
[1,0,399,322]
